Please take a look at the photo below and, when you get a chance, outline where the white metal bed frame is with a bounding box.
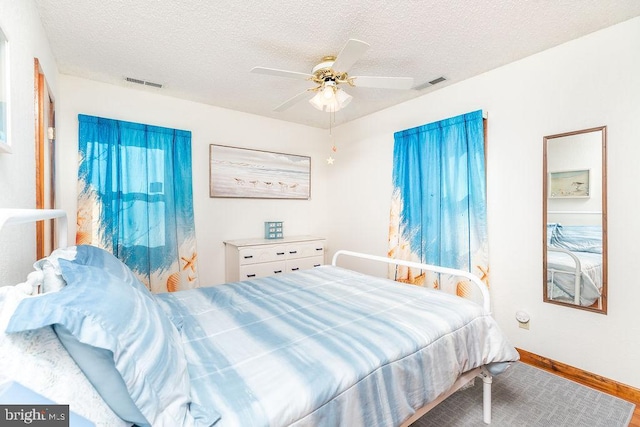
[0,208,68,248]
[547,246,602,308]
[332,249,493,425]
[1,210,495,425]
[546,211,603,308]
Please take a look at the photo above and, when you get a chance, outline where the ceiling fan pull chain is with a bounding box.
[326,111,337,165]
[330,111,338,152]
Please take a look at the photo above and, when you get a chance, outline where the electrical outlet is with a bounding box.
[515,311,530,330]
[518,320,530,330]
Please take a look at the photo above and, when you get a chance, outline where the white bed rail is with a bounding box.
[547,246,602,308]
[547,246,582,305]
[0,208,68,249]
[331,250,491,314]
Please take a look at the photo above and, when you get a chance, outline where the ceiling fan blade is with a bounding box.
[251,66,313,80]
[273,90,312,112]
[332,39,370,72]
[351,76,415,90]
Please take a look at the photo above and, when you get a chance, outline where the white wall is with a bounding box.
[328,17,640,387]
[0,0,58,284]
[56,76,331,286]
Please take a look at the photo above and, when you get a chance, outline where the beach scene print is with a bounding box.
[210,145,310,199]
[549,169,590,198]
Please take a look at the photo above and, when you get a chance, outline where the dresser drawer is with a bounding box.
[238,246,287,265]
[239,261,287,280]
[286,255,324,273]
[286,241,325,259]
[224,236,326,282]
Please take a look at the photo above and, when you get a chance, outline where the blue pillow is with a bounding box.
[33,244,151,296]
[7,259,220,426]
[53,325,148,426]
[72,245,151,295]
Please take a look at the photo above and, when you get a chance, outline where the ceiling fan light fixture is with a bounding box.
[335,88,352,107]
[322,81,336,99]
[309,84,352,113]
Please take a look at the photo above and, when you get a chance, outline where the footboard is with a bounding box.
[547,246,602,308]
[332,250,495,424]
[547,246,582,305]
[331,250,491,314]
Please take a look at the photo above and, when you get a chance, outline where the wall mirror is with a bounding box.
[543,126,607,314]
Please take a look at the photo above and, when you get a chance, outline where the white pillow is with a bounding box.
[0,283,128,427]
[33,246,78,293]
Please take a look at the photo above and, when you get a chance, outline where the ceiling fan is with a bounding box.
[251,39,415,113]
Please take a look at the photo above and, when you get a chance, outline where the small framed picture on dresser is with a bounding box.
[209,144,311,199]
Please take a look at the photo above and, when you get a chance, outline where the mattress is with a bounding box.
[547,250,602,306]
[154,265,519,427]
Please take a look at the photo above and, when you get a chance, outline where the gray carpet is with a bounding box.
[412,362,635,427]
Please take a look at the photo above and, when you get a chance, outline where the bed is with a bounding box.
[546,224,603,307]
[0,209,519,426]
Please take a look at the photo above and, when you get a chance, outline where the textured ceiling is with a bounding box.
[34,0,640,129]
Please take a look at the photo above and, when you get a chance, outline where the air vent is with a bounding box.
[125,77,145,85]
[413,76,447,91]
[125,77,163,88]
[428,76,446,85]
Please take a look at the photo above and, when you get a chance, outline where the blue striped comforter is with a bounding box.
[154,266,519,427]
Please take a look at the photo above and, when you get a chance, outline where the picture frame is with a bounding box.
[548,169,590,198]
[209,144,311,199]
[0,27,10,153]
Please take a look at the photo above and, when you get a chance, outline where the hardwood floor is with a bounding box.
[628,407,640,427]
[517,348,640,426]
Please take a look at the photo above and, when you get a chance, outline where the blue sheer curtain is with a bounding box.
[388,110,488,298]
[77,114,198,293]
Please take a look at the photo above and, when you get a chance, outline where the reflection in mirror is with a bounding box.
[543,126,607,314]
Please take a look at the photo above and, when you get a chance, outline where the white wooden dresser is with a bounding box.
[223,235,326,282]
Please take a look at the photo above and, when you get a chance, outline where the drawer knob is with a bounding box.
[246,274,256,278]
[315,248,323,251]
[313,264,321,267]
[244,255,253,259]
[291,267,300,271]
[276,252,285,255]
[274,270,283,274]
[289,250,297,254]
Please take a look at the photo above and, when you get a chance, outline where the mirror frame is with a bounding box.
[542,126,607,314]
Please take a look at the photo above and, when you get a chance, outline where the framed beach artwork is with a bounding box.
[209,144,311,199]
[548,169,590,198]
[0,26,10,153]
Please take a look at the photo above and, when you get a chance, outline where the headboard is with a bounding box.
[0,209,68,249]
